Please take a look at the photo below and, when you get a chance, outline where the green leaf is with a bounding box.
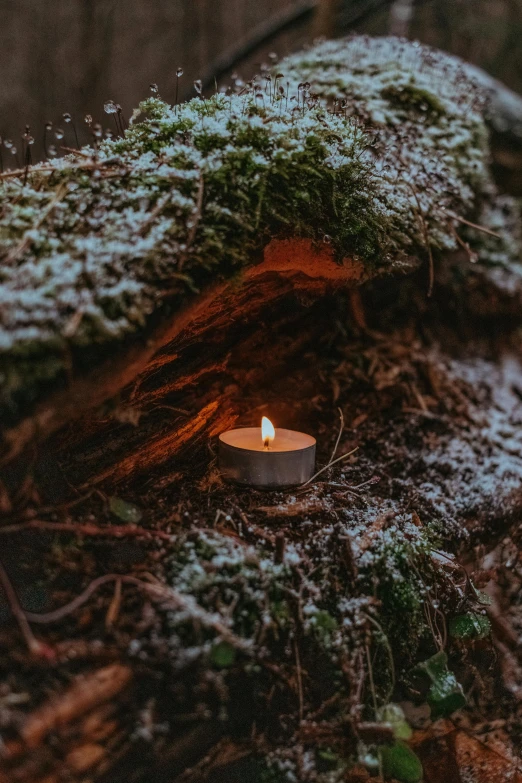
[109,496,143,523]
[211,641,237,668]
[318,749,338,763]
[416,650,448,680]
[380,741,423,783]
[377,703,412,740]
[474,590,493,606]
[449,613,491,640]
[427,670,466,718]
[417,651,466,718]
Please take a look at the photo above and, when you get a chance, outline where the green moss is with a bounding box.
[281,36,520,265]
[380,83,445,116]
[164,529,359,665]
[357,522,440,664]
[120,509,481,781]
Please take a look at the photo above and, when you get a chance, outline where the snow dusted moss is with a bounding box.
[158,528,374,666]
[0,35,520,420]
[279,36,520,263]
[141,517,464,782]
[0,93,383,419]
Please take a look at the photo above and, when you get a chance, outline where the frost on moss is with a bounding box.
[0,94,382,419]
[138,518,467,782]
[280,36,521,265]
[0,36,520,420]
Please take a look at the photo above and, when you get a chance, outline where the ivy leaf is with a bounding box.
[318,749,338,763]
[417,651,466,718]
[380,741,423,783]
[211,641,236,668]
[449,612,491,640]
[427,670,466,718]
[109,496,143,523]
[417,650,447,680]
[377,703,412,740]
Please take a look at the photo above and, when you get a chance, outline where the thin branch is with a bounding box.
[363,612,396,704]
[22,573,245,650]
[59,145,91,158]
[294,637,304,724]
[0,560,42,654]
[441,207,502,238]
[329,407,344,464]
[0,518,173,541]
[365,643,378,714]
[300,447,359,487]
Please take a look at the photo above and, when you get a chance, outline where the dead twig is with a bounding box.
[450,224,479,264]
[59,145,92,158]
[363,612,396,704]
[294,637,304,724]
[0,559,44,655]
[0,518,174,541]
[441,207,502,238]
[19,664,132,750]
[329,407,344,464]
[300,447,359,487]
[105,578,122,628]
[22,573,246,651]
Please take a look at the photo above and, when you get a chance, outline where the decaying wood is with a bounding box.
[0,238,374,475]
[1,663,132,783]
[19,664,132,750]
[0,238,381,502]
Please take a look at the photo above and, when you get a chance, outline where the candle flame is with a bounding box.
[261,416,275,449]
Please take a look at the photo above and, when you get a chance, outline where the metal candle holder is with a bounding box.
[219,425,316,489]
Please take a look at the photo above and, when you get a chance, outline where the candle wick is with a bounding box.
[264,438,271,450]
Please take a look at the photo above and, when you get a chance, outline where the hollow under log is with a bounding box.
[1,237,388,498]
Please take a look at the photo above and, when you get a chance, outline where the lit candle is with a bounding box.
[219,416,316,488]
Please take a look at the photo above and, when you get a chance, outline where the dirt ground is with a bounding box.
[1,257,522,782]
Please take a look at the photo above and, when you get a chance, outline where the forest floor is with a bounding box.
[1,260,522,782]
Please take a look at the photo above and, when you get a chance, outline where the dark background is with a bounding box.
[2,0,522,160]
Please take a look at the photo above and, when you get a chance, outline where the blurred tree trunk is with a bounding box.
[0,0,326,160]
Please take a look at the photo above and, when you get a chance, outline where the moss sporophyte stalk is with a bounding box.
[0,36,520,421]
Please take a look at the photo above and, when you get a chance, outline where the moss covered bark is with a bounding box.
[1,36,520,425]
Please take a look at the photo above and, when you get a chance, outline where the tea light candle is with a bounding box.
[219,417,316,489]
